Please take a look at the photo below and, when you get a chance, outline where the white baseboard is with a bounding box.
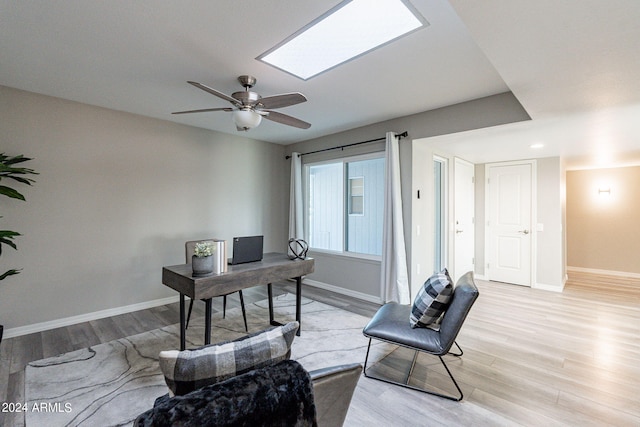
[475,274,564,292]
[3,295,180,339]
[533,282,564,293]
[567,266,640,279]
[303,279,383,304]
[4,280,382,340]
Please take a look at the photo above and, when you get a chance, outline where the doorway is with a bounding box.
[453,158,475,281]
[485,161,535,286]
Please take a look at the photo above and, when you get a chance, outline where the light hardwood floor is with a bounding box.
[1,273,639,426]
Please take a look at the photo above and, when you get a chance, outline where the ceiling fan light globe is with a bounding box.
[232,109,262,130]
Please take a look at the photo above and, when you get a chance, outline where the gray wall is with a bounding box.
[1,86,288,332]
[535,157,565,288]
[286,92,530,300]
[474,164,486,276]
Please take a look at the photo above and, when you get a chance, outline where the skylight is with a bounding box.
[257,0,427,80]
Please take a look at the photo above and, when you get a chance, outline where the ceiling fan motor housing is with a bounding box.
[232,90,261,105]
[237,75,257,88]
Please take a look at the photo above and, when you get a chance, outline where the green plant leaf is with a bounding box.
[0,230,21,254]
[4,154,32,165]
[0,166,38,177]
[0,241,18,254]
[0,230,21,237]
[6,176,36,185]
[1,153,36,280]
[0,269,21,280]
[0,185,26,200]
[0,229,20,237]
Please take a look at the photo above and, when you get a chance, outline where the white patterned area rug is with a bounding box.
[24,293,392,427]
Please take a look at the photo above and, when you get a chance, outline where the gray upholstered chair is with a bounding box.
[185,240,248,332]
[137,320,360,426]
[135,362,362,426]
[311,363,362,426]
[362,271,479,400]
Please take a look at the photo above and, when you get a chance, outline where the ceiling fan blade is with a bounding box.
[259,92,307,109]
[187,81,239,105]
[172,107,232,115]
[263,110,311,129]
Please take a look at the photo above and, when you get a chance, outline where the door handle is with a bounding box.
[455,229,464,234]
[518,229,530,234]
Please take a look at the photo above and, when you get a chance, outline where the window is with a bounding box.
[305,154,384,257]
[257,0,427,80]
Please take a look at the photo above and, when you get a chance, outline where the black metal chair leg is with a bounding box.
[238,290,248,332]
[448,341,463,357]
[437,355,464,401]
[362,339,464,401]
[363,338,373,371]
[185,297,195,330]
[223,295,227,319]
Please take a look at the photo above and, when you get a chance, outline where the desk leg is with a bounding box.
[267,283,275,325]
[204,298,212,345]
[179,294,186,351]
[296,276,302,336]
[267,279,301,337]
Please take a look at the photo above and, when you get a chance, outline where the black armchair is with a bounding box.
[362,271,479,400]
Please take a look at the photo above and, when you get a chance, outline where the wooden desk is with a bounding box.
[162,252,315,350]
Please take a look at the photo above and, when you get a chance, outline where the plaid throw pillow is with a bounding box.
[410,269,454,328]
[159,321,299,396]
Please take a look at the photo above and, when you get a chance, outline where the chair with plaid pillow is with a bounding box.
[362,271,479,401]
[137,322,362,426]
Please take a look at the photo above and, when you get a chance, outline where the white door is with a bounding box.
[453,158,475,281]
[486,162,533,286]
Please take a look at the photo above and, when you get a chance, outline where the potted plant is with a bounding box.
[0,153,38,345]
[192,241,214,276]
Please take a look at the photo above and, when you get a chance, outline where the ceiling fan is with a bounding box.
[172,75,311,131]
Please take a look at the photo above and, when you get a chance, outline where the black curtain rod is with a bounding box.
[285,131,408,159]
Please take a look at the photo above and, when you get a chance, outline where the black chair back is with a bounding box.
[439,272,479,353]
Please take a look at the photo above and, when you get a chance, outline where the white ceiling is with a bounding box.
[1,1,640,169]
[445,0,640,169]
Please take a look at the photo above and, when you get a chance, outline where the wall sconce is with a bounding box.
[598,188,611,196]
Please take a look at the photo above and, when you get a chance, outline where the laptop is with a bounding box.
[228,235,264,265]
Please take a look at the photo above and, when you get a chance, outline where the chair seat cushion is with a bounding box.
[159,321,298,396]
[410,269,454,328]
[363,303,444,354]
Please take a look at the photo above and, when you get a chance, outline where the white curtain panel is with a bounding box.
[381,132,410,304]
[288,152,304,255]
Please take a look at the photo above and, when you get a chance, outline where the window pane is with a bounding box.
[308,163,343,251]
[346,158,384,255]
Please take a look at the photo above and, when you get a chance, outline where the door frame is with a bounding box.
[453,157,475,282]
[484,160,537,287]
[433,155,448,273]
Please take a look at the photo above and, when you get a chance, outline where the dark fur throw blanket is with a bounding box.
[135,360,317,427]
